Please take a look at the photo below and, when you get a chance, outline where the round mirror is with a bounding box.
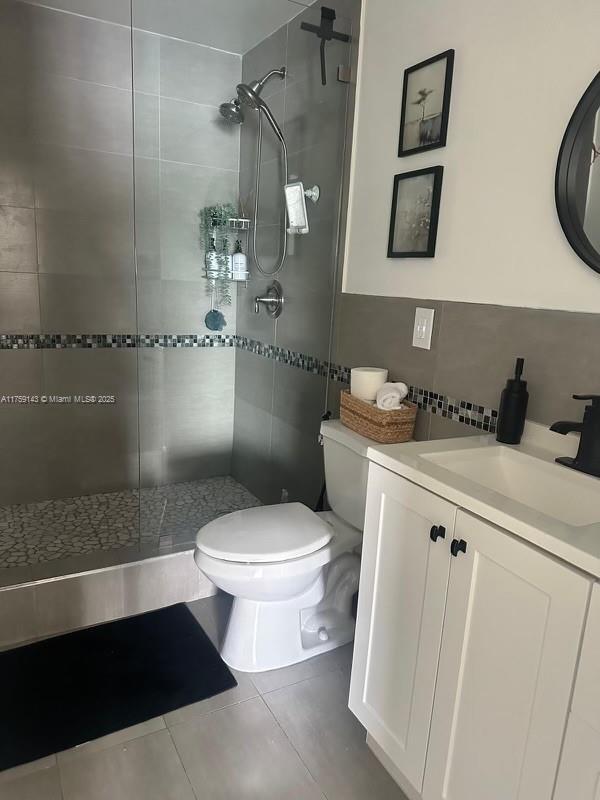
[556,71,600,274]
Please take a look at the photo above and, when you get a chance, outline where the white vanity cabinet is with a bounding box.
[350,464,591,800]
[423,509,588,800]
[554,583,600,800]
[349,464,457,790]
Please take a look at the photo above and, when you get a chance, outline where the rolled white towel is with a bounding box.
[376,382,409,410]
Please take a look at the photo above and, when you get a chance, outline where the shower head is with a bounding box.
[220,67,286,121]
[235,69,287,146]
[219,98,243,124]
[236,82,262,111]
[235,66,286,111]
[219,67,287,147]
[238,84,285,146]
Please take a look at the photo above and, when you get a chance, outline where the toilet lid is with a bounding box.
[196,503,333,563]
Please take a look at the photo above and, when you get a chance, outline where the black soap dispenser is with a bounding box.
[496,358,529,444]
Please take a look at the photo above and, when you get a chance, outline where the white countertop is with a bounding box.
[365,422,600,579]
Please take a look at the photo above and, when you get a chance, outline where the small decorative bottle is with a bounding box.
[496,357,529,444]
[205,235,218,277]
[232,239,248,280]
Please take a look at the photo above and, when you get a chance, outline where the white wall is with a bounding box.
[343,0,600,312]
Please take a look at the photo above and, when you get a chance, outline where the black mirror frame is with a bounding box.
[555,70,600,275]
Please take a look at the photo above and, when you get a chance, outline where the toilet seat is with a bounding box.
[196,513,360,579]
[196,502,333,563]
[194,510,361,610]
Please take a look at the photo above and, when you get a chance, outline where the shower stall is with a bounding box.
[0,0,360,630]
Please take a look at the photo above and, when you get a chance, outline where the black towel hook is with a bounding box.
[300,6,351,86]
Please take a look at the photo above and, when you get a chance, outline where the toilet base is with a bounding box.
[221,553,361,673]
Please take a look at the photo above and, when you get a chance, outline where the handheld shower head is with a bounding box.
[236,82,262,111]
[235,76,286,147]
[236,66,286,111]
[220,66,286,132]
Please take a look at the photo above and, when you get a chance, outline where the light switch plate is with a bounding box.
[412,307,435,350]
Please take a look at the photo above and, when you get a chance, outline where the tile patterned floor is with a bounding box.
[0,595,408,800]
[0,478,261,569]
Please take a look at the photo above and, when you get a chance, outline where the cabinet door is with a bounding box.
[570,582,600,732]
[554,714,600,800]
[423,510,590,800]
[349,464,456,792]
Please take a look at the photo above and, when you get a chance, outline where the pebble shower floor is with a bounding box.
[0,477,261,568]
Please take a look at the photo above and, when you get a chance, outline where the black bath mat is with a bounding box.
[0,603,237,771]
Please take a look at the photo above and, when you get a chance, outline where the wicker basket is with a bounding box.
[340,390,417,444]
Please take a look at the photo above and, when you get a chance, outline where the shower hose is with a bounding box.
[252,110,289,277]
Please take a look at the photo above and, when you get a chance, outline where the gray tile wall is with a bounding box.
[332,293,600,441]
[139,348,235,488]
[132,25,242,487]
[0,1,140,507]
[232,1,359,508]
[0,4,241,508]
[133,26,241,335]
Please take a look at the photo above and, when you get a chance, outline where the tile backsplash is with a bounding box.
[332,293,600,440]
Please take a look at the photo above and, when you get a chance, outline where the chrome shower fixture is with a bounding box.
[219,66,289,277]
[218,97,243,124]
[219,67,286,129]
[236,82,286,146]
[242,67,286,100]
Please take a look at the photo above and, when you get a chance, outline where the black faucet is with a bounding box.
[550,395,600,478]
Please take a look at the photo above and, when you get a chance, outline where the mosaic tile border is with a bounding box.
[235,338,498,433]
[0,334,236,350]
[0,333,497,432]
[234,336,352,383]
[140,334,236,348]
[407,386,498,434]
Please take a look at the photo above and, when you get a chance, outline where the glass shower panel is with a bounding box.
[0,0,140,582]
[233,0,358,509]
[131,0,359,550]
[132,3,261,553]
[269,0,355,509]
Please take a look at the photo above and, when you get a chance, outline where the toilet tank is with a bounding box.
[320,420,372,531]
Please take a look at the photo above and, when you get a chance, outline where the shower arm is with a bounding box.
[256,68,286,91]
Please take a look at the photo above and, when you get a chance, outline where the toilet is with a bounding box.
[194,420,371,672]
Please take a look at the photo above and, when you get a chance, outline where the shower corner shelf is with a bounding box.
[227,218,251,231]
[204,265,250,284]
[203,217,251,284]
[204,267,250,283]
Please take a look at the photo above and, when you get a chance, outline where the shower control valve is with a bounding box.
[254,280,284,318]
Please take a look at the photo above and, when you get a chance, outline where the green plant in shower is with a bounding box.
[199,203,237,307]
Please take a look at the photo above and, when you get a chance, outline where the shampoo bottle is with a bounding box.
[496,357,529,445]
[232,239,247,279]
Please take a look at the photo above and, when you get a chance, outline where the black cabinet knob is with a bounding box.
[450,538,467,557]
[430,525,446,543]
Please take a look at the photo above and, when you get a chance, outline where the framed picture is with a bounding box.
[387,166,444,258]
[398,50,454,156]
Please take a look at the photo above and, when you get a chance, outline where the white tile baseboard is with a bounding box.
[0,550,215,648]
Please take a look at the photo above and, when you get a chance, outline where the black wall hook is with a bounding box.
[301,6,350,86]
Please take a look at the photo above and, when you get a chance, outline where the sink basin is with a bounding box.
[421,445,599,527]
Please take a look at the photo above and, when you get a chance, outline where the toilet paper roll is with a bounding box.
[350,367,389,402]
